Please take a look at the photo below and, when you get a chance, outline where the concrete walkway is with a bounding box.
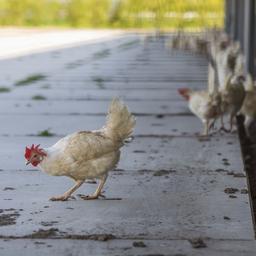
[0,30,255,255]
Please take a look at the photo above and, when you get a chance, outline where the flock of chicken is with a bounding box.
[168,31,256,136]
[23,31,256,201]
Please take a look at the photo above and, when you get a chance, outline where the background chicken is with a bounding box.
[24,98,136,201]
[214,41,246,132]
[178,88,221,135]
[240,75,256,135]
[178,53,221,136]
[219,74,246,131]
[214,40,242,90]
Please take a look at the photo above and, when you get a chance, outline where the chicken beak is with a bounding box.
[26,160,31,166]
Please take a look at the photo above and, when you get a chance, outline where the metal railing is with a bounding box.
[225,0,256,77]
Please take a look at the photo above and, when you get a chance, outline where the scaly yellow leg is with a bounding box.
[50,180,84,201]
[80,175,108,200]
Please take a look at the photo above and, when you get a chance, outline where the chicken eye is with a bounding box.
[34,155,38,158]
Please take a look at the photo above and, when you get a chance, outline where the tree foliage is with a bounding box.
[0,0,224,29]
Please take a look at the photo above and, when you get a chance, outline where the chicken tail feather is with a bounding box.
[103,98,136,143]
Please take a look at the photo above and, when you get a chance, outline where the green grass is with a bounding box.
[0,0,224,29]
[37,129,54,137]
[31,95,47,100]
[15,74,46,86]
[93,49,111,60]
[0,87,11,93]
[118,40,138,50]
[92,76,105,89]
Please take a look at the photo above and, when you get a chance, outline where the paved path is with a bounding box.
[0,28,123,59]
[0,31,255,255]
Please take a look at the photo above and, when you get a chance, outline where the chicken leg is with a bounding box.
[219,114,230,132]
[229,114,234,132]
[80,175,108,200]
[244,116,253,136]
[202,120,209,136]
[208,118,217,132]
[50,180,84,201]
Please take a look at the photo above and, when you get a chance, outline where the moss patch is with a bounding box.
[15,74,46,86]
[0,87,10,93]
[37,129,55,137]
[93,49,110,60]
[92,76,105,89]
[32,95,47,100]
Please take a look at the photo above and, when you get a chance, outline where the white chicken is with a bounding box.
[178,88,221,135]
[219,75,246,131]
[240,74,256,134]
[24,98,136,201]
[211,38,245,132]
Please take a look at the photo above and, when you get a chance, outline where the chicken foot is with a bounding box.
[219,114,228,132]
[50,180,84,201]
[221,113,236,133]
[80,175,108,200]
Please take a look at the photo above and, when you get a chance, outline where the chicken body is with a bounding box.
[39,131,120,180]
[189,91,221,135]
[211,38,246,131]
[219,75,245,131]
[214,41,242,90]
[25,98,136,201]
[241,91,256,120]
[240,75,256,133]
[178,88,221,135]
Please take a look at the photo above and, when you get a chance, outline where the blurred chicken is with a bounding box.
[24,98,136,201]
[178,88,221,135]
[219,74,246,131]
[168,29,225,56]
[213,40,246,131]
[214,40,243,90]
[240,74,256,134]
[168,32,209,55]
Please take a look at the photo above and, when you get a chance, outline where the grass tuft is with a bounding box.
[0,87,11,93]
[92,76,105,89]
[32,95,47,100]
[15,74,46,86]
[93,49,110,60]
[37,129,55,137]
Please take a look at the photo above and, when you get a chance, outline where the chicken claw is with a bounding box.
[79,175,108,200]
[79,193,106,200]
[49,180,83,201]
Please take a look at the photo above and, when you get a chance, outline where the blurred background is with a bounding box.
[0,0,224,30]
[0,1,256,255]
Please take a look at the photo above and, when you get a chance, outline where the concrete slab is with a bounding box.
[0,29,124,60]
[0,239,255,256]
[0,148,251,239]
[0,31,254,254]
[0,87,196,101]
[0,34,139,85]
[0,114,202,136]
[0,100,189,115]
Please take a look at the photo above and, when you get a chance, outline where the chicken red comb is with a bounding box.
[178,88,190,100]
[24,144,45,160]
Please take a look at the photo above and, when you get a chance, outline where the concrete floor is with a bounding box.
[0,30,255,255]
